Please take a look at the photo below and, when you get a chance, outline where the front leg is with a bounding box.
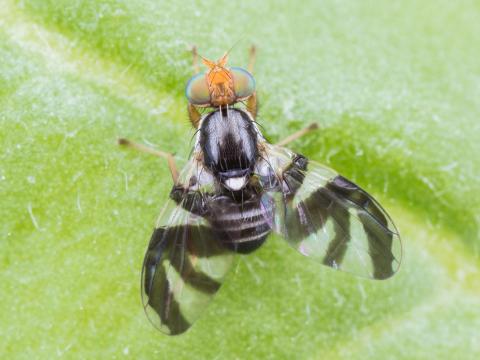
[246,92,258,119]
[188,102,202,128]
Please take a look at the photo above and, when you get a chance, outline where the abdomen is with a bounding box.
[207,194,274,254]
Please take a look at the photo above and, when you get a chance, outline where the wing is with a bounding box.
[259,144,402,280]
[141,159,235,335]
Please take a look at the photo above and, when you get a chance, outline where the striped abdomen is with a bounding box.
[207,194,274,254]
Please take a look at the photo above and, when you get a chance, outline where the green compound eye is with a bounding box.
[185,72,210,105]
[231,67,255,99]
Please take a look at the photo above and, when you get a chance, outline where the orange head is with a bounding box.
[201,53,236,106]
[185,51,255,108]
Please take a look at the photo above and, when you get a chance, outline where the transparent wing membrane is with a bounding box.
[262,144,402,279]
[141,140,402,335]
[141,161,234,335]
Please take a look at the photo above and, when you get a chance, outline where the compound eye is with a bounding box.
[185,73,210,105]
[231,67,255,99]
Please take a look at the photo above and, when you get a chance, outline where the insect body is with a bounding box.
[125,47,402,335]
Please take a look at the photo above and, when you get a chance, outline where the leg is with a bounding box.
[187,103,202,128]
[118,138,179,184]
[247,45,256,74]
[245,45,258,118]
[191,45,200,74]
[246,92,257,119]
[275,123,319,147]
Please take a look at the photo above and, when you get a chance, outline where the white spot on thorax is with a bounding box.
[224,176,247,191]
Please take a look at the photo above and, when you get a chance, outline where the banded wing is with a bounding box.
[141,161,234,335]
[262,144,402,279]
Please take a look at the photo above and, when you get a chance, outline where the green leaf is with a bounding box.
[1,0,479,358]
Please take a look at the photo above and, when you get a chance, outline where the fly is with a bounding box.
[119,45,402,335]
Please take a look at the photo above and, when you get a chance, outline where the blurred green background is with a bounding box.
[1,0,479,359]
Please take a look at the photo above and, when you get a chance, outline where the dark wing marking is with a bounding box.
[261,144,402,279]
[141,161,234,335]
